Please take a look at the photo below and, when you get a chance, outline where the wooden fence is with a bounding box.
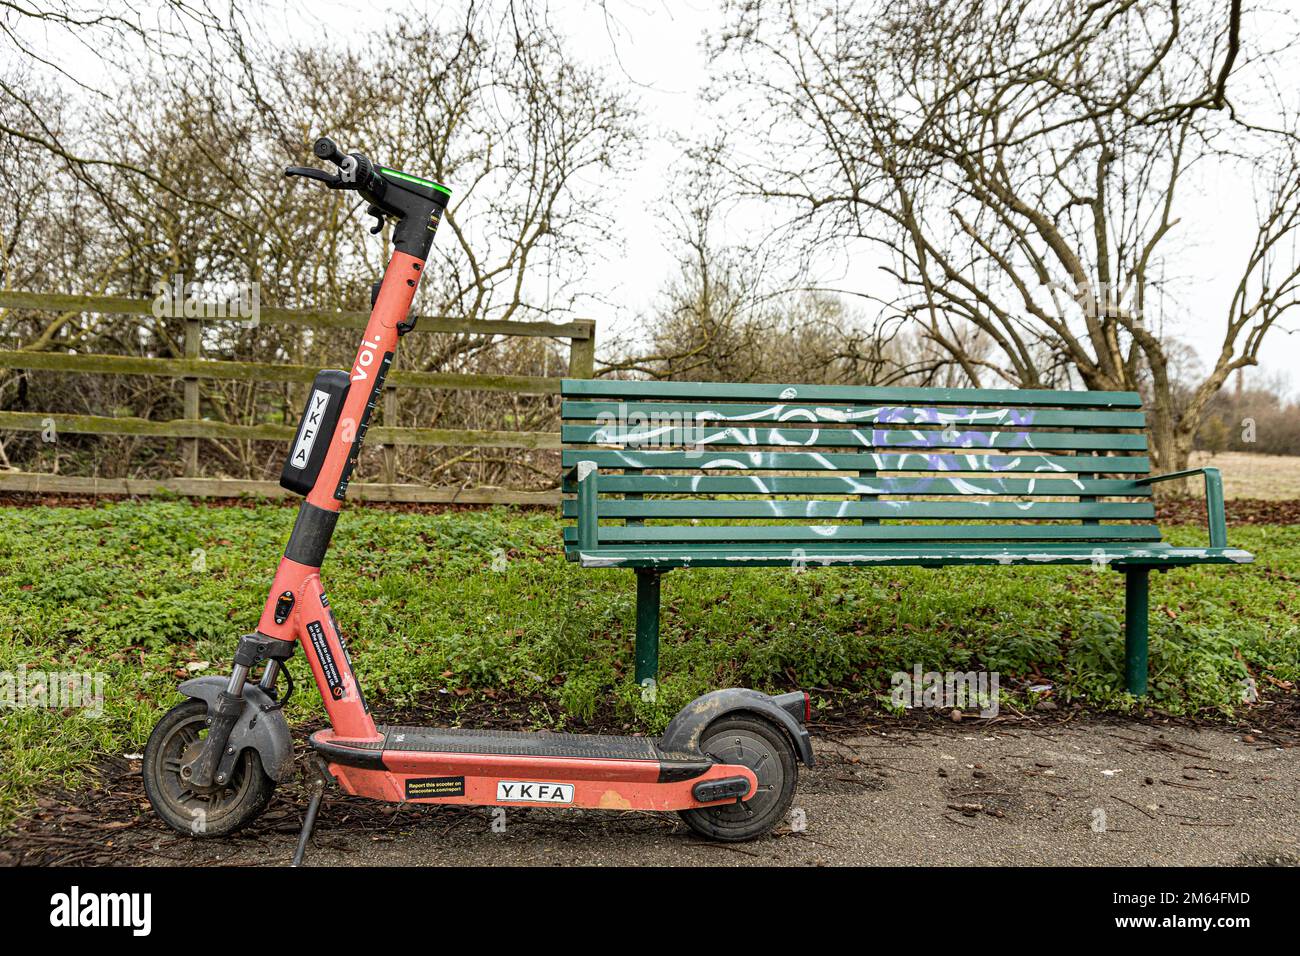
[0,291,593,504]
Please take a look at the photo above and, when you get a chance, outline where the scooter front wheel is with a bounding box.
[143,698,276,837]
[679,714,798,842]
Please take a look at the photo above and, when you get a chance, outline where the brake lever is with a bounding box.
[284,166,343,187]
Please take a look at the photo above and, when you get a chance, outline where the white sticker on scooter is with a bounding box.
[289,388,331,469]
[496,781,574,804]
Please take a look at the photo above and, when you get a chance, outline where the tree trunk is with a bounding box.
[1147,420,1195,495]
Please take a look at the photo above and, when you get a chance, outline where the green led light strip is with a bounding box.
[378,166,452,196]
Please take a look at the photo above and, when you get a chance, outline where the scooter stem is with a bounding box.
[252,251,428,739]
[304,251,426,514]
[184,251,427,783]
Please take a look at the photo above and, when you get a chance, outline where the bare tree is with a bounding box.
[0,2,638,488]
[709,0,1300,475]
[607,157,963,386]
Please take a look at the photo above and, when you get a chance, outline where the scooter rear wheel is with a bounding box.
[678,714,797,842]
[143,698,276,837]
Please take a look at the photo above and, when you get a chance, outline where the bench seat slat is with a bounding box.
[563,524,1163,543]
[563,424,1146,452]
[562,449,1151,474]
[560,475,1151,496]
[560,500,1155,520]
[562,378,1143,408]
[562,401,1147,430]
[565,544,1255,569]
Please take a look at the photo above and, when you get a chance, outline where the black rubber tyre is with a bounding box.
[679,714,798,842]
[143,698,275,837]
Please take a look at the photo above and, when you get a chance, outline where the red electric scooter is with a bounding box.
[142,138,812,862]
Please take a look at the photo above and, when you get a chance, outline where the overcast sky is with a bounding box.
[23,0,1300,394]
[278,0,1300,395]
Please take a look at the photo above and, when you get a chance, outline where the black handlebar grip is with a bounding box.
[313,137,347,166]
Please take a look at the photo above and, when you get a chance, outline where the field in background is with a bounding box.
[1190,452,1300,499]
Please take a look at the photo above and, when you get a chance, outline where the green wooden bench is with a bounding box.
[560,379,1254,696]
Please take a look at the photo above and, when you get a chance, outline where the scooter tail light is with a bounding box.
[804,691,811,723]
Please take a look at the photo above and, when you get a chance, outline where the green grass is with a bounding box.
[1,499,1297,830]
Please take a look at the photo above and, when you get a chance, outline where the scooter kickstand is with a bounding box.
[291,763,330,867]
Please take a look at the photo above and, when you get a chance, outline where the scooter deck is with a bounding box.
[310,724,754,811]
[313,725,704,766]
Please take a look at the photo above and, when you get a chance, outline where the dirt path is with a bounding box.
[8,716,1295,867]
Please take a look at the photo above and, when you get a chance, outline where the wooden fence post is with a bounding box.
[569,319,596,378]
[182,317,201,476]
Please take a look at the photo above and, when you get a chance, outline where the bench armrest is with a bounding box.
[573,460,600,551]
[1133,467,1227,548]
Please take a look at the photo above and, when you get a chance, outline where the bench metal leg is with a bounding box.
[1124,567,1150,697]
[635,570,661,686]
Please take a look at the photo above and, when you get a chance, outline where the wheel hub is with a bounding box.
[162,716,243,802]
[702,731,778,818]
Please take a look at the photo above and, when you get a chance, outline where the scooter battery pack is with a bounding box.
[280,369,350,495]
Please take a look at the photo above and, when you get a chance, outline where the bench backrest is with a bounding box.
[559,379,1155,552]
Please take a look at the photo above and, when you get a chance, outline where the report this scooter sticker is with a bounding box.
[405,776,466,800]
[496,781,575,804]
[306,619,344,699]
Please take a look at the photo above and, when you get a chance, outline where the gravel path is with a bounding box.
[101,717,1299,867]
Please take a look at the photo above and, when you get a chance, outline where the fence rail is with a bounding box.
[0,290,591,503]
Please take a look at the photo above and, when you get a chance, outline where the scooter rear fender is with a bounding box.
[660,688,814,766]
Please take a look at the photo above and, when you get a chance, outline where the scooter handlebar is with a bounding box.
[313,136,347,166]
[288,135,447,259]
[288,136,377,195]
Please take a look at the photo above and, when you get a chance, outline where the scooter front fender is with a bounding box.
[179,676,296,782]
[659,688,814,766]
